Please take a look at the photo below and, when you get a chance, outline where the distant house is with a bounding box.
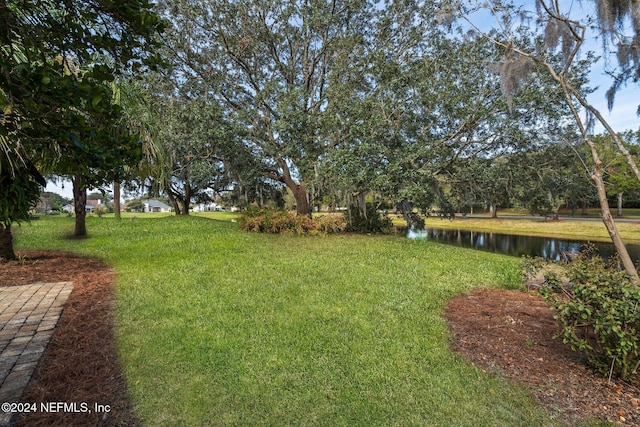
[192,202,224,212]
[86,199,101,213]
[144,199,172,213]
[61,199,102,214]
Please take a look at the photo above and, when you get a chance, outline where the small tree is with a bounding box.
[448,0,640,281]
[1,0,165,236]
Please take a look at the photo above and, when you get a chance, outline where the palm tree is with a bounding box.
[111,79,166,220]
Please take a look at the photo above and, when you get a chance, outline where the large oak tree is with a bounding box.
[156,0,393,216]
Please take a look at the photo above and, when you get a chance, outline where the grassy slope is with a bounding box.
[14,215,564,426]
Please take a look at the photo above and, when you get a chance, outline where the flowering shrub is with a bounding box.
[238,208,346,235]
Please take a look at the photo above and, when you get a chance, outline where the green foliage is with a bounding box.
[536,247,640,381]
[156,0,380,214]
[525,192,556,218]
[149,94,237,215]
[93,205,108,217]
[1,0,165,162]
[0,158,42,259]
[1,0,165,236]
[344,203,393,233]
[38,191,70,213]
[0,159,41,228]
[124,199,144,212]
[238,208,346,235]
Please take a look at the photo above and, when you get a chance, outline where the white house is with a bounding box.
[61,204,74,214]
[192,202,224,212]
[61,199,101,214]
[86,199,101,213]
[144,200,172,213]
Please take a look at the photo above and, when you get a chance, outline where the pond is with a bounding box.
[407,227,640,263]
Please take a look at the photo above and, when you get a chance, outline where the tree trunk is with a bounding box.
[617,192,623,217]
[399,199,425,230]
[593,174,637,278]
[114,181,121,221]
[181,183,191,215]
[472,18,637,280]
[556,70,638,281]
[166,190,181,215]
[354,191,367,218]
[181,198,190,215]
[580,132,639,280]
[490,204,498,218]
[171,202,181,215]
[0,223,16,260]
[291,183,311,217]
[274,159,312,217]
[72,175,88,237]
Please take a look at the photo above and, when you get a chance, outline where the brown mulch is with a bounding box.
[2,251,640,425]
[0,250,138,426]
[446,288,640,425]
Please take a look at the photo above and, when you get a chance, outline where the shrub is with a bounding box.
[344,204,392,234]
[534,246,640,381]
[93,206,108,217]
[238,208,346,235]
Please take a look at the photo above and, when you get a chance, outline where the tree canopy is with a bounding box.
[0,0,164,248]
[1,0,165,164]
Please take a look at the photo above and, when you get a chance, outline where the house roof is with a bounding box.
[145,199,171,208]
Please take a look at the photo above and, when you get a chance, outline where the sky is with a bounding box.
[46,0,639,200]
[590,82,638,133]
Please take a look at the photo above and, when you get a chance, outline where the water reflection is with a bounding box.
[407,228,640,263]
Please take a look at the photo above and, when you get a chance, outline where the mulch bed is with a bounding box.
[2,250,640,425]
[0,250,138,426]
[446,288,640,425]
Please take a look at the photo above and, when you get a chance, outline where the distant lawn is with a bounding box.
[98,211,241,221]
[419,216,640,244]
[14,215,578,425]
[458,207,640,218]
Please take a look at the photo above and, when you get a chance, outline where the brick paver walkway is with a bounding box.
[0,282,73,426]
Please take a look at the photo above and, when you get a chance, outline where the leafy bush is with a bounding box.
[344,204,392,233]
[238,208,346,235]
[93,206,108,217]
[534,246,640,381]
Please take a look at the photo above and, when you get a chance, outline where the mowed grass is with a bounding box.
[420,216,640,244]
[14,215,569,426]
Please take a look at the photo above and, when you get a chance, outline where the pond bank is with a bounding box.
[407,227,640,262]
[410,215,640,244]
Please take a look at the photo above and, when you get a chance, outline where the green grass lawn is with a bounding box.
[13,215,581,426]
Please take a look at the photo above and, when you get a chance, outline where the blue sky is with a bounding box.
[461,0,639,133]
[590,81,638,133]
